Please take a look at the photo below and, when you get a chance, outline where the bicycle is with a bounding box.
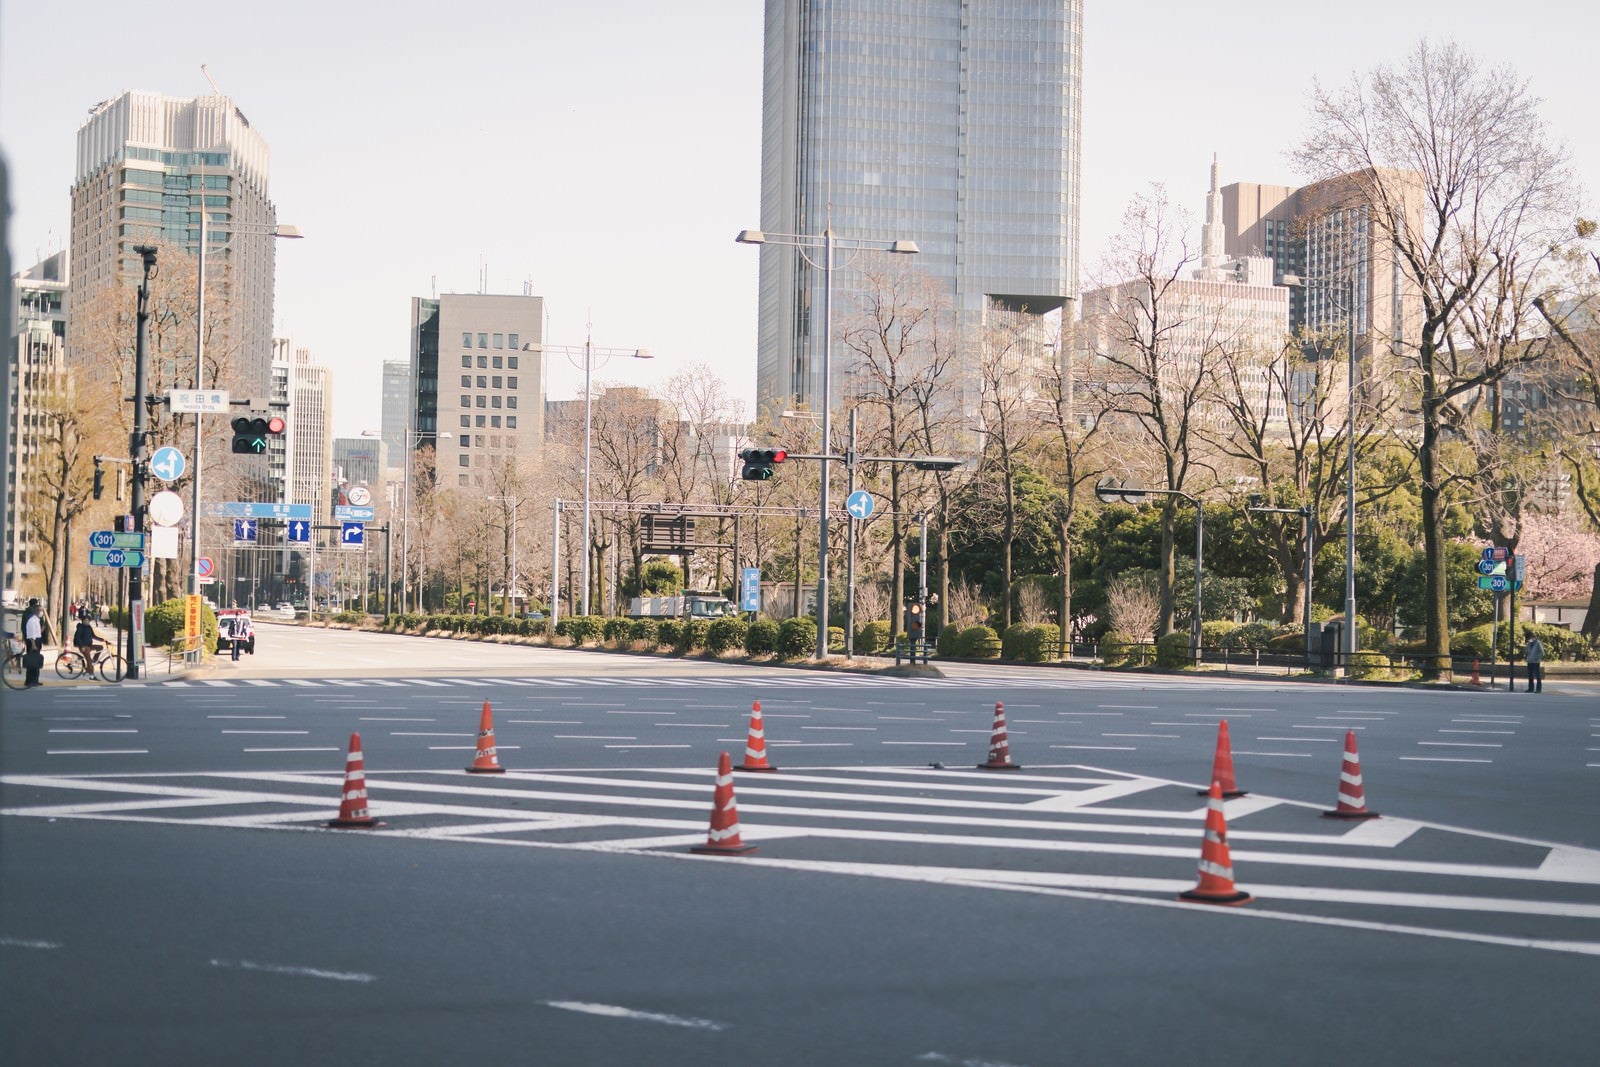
[2,635,26,690]
[54,641,125,682]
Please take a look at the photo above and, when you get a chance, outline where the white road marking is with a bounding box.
[207,715,286,720]
[48,729,137,734]
[1399,756,1493,764]
[1050,744,1136,751]
[243,747,341,754]
[1232,751,1313,758]
[209,958,376,983]
[221,731,310,736]
[46,749,148,756]
[543,1000,728,1031]
[1418,741,1503,748]
[0,937,62,949]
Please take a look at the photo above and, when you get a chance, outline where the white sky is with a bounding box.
[3,1,1596,439]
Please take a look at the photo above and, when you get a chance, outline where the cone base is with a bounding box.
[1197,788,1247,797]
[1177,887,1253,906]
[736,764,779,773]
[977,762,1023,771]
[327,817,385,829]
[1322,808,1379,819]
[466,765,506,774]
[690,843,759,855]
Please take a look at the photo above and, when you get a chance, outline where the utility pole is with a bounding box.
[126,245,158,679]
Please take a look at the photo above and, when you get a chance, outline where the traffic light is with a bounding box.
[905,600,924,640]
[231,414,285,455]
[739,447,788,480]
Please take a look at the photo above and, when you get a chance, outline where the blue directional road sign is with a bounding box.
[90,548,146,568]
[846,489,876,520]
[740,567,761,613]
[89,530,145,550]
[150,446,186,482]
[341,522,365,548]
[233,519,258,543]
[334,505,376,521]
[208,502,313,520]
[286,520,311,543]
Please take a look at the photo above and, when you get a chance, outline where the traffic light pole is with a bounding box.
[126,245,158,680]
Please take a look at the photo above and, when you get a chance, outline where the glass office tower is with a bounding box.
[755,0,1083,414]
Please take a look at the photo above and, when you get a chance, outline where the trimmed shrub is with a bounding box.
[629,619,660,646]
[936,624,960,657]
[1348,651,1400,680]
[705,617,748,656]
[744,618,778,656]
[1021,623,1062,662]
[1454,620,1594,662]
[855,620,891,655]
[957,625,1001,659]
[602,617,633,644]
[655,620,682,651]
[1200,620,1240,647]
[1222,621,1279,649]
[556,615,604,645]
[1155,632,1192,669]
[776,617,817,659]
[142,598,218,652]
[1001,623,1032,661]
[334,610,367,626]
[675,619,709,654]
[828,626,846,653]
[1100,630,1140,666]
[519,617,547,638]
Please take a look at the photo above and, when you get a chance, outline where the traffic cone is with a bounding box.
[1177,780,1253,905]
[1323,729,1380,819]
[977,702,1023,770]
[1197,719,1246,797]
[327,732,384,829]
[1471,659,1481,685]
[737,700,778,772]
[690,752,758,856]
[466,700,506,773]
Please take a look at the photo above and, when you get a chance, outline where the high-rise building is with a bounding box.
[406,293,545,491]
[754,0,1084,414]
[6,252,70,596]
[68,91,280,400]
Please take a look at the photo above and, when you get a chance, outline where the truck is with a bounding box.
[627,593,738,620]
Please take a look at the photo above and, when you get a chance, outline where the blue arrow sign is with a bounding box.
[90,530,145,550]
[846,489,876,520]
[150,446,186,482]
[233,519,258,543]
[341,522,365,547]
[287,520,310,543]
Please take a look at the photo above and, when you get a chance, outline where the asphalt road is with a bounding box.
[2,625,1598,1065]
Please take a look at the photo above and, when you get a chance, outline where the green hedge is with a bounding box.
[956,625,1001,658]
[1155,632,1192,669]
[675,619,709,654]
[555,615,605,644]
[656,620,682,650]
[1000,623,1061,662]
[1453,621,1594,661]
[602,618,633,644]
[776,617,817,659]
[630,619,660,646]
[706,618,748,655]
[744,618,778,655]
[855,620,891,654]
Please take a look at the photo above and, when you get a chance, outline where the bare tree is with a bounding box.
[1294,40,1579,674]
[1036,315,1107,642]
[1105,572,1162,643]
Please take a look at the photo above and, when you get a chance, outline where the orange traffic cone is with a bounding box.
[737,700,778,772]
[1177,780,1253,905]
[1197,719,1246,797]
[977,702,1023,770]
[328,732,384,829]
[690,752,758,856]
[466,700,507,774]
[1471,659,1481,685]
[1323,729,1380,819]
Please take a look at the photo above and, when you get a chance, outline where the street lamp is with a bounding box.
[362,428,450,614]
[1282,271,1359,669]
[186,211,302,620]
[523,334,651,616]
[737,226,919,659]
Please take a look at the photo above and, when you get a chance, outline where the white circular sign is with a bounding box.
[347,485,372,506]
[148,489,185,527]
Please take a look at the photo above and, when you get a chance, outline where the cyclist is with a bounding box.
[72,608,99,667]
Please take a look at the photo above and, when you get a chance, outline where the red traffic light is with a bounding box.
[266,416,286,434]
[771,449,787,463]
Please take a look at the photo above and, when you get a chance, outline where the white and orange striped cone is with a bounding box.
[1323,729,1379,819]
[1177,780,1253,906]
[328,732,384,829]
[466,700,506,774]
[737,700,778,772]
[977,702,1023,770]
[690,751,758,856]
[1197,718,1247,797]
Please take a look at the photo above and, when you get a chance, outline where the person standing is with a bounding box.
[23,598,45,687]
[1525,635,1544,693]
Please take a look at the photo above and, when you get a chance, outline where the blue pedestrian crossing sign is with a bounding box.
[287,520,311,543]
[846,489,876,520]
[150,446,186,482]
[341,522,365,548]
[233,519,258,543]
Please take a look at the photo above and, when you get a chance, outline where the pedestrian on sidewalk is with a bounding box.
[23,598,45,687]
[1525,635,1544,693]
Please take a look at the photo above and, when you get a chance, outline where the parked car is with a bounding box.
[275,602,294,614]
[216,609,255,655]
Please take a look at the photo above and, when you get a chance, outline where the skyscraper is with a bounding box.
[754,0,1084,413]
[68,90,280,400]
